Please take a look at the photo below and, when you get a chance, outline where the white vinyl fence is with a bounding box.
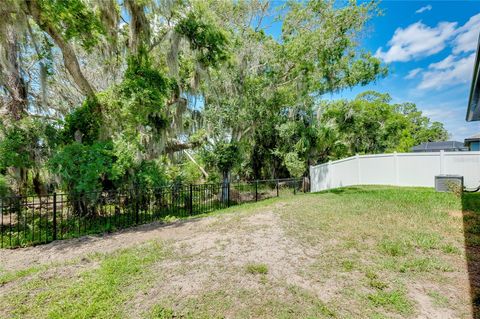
[309,151,480,192]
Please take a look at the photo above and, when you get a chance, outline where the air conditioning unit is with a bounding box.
[435,175,464,192]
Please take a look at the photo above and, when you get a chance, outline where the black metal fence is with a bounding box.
[0,178,307,248]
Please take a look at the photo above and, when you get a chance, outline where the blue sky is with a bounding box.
[268,0,480,141]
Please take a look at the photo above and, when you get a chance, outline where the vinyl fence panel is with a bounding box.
[310,151,480,192]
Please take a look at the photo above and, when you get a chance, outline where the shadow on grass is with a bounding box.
[316,185,427,195]
[318,186,369,195]
[461,192,480,319]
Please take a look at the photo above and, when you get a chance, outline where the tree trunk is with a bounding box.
[26,0,96,99]
[125,0,150,55]
[2,25,27,121]
[1,24,29,195]
[221,170,231,204]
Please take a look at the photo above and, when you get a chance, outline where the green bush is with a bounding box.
[0,175,10,197]
[212,142,240,179]
[284,152,305,178]
[0,119,49,170]
[133,161,168,189]
[49,142,115,194]
[62,98,101,144]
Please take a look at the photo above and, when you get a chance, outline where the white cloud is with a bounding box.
[375,12,480,63]
[405,68,423,79]
[423,108,456,121]
[428,55,456,70]
[418,53,475,90]
[375,21,457,63]
[452,13,480,54]
[415,5,432,14]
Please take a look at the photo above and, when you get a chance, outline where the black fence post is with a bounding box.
[53,192,57,241]
[276,179,279,197]
[189,184,193,215]
[255,180,258,202]
[227,182,230,207]
[135,190,139,224]
[293,180,296,195]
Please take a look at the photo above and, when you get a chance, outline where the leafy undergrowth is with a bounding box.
[0,186,475,318]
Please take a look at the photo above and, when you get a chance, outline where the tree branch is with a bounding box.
[26,0,96,99]
[165,140,201,153]
[184,150,209,179]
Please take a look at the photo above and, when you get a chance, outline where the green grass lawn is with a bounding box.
[0,186,478,318]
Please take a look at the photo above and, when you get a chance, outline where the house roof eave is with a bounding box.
[466,33,480,122]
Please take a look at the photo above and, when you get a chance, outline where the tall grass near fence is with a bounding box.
[0,178,306,248]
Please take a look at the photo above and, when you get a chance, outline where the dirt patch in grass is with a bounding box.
[128,210,333,317]
[448,210,463,218]
[408,283,458,319]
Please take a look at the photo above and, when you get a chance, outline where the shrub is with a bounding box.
[284,152,305,178]
[133,161,168,189]
[49,142,115,194]
[0,175,10,197]
[62,98,101,144]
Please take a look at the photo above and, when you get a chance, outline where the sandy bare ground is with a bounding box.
[0,216,215,272]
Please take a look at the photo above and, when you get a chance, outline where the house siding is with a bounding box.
[471,141,480,151]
